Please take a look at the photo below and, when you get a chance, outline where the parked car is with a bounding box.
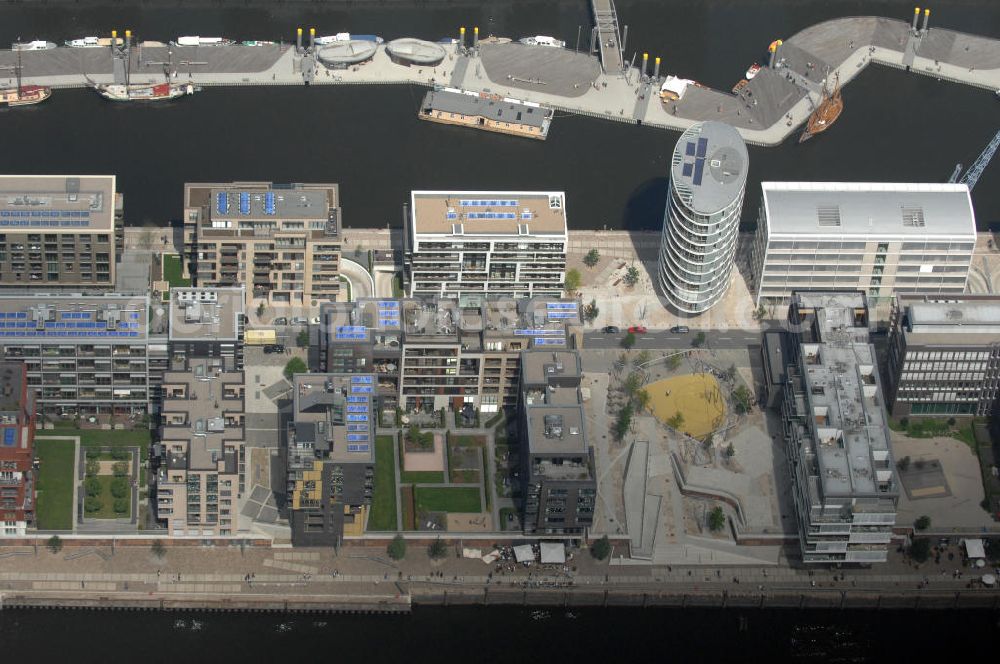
[290,317,308,325]
[263,344,285,354]
[671,325,690,334]
[602,325,620,334]
[272,317,288,326]
[627,325,647,334]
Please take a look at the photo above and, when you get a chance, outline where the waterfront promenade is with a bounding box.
[3,15,1000,146]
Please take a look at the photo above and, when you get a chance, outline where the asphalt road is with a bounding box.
[582,328,763,350]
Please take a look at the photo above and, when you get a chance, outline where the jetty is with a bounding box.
[2,12,1000,146]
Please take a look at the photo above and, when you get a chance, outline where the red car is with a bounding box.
[627,325,647,334]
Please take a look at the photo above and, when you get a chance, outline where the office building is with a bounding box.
[0,363,35,537]
[156,359,246,536]
[183,181,342,308]
[768,292,898,564]
[287,374,375,545]
[518,350,595,536]
[406,191,568,303]
[751,182,976,308]
[886,294,1000,417]
[0,294,167,419]
[168,286,246,370]
[318,296,581,415]
[657,121,748,314]
[0,175,122,289]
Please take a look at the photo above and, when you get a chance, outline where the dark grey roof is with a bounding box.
[670,121,748,214]
[422,89,548,128]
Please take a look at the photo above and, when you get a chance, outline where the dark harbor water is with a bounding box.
[0,0,999,229]
[0,605,996,662]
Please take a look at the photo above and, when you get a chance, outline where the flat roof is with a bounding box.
[411,190,567,236]
[161,361,244,472]
[899,295,1000,345]
[169,287,245,342]
[185,182,338,222]
[671,122,748,214]
[0,175,116,233]
[422,89,548,128]
[762,182,977,238]
[525,404,589,455]
[292,373,375,464]
[521,350,582,385]
[0,293,150,343]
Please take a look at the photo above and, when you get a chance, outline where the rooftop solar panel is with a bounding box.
[692,158,705,186]
[682,163,693,177]
[685,142,696,157]
[696,137,708,158]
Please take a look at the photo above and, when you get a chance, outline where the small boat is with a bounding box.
[315,33,351,45]
[799,73,842,143]
[12,40,56,51]
[94,82,198,102]
[66,37,102,48]
[732,79,748,94]
[0,84,51,106]
[519,35,566,48]
[172,36,233,47]
[745,63,761,79]
[241,40,276,46]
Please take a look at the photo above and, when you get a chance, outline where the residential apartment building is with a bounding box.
[168,287,246,370]
[156,360,246,536]
[886,294,1000,418]
[751,182,976,309]
[287,374,375,546]
[406,191,567,303]
[317,296,581,415]
[657,121,748,314]
[0,175,122,289]
[518,350,596,536]
[184,182,341,309]
[0,294,168,419]
[0,363,35,537]
[767,291,899,564]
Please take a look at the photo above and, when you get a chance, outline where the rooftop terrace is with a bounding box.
[411,190,567,236]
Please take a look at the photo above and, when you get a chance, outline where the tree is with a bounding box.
[284,357,308,380]
[634,389,651,414]
[113,498,129,514]
[428,537,448,560]
[623,371,643,397]
[47,535,63,554]
[752,304,766,321]
[297,329,310,347]
[692,331,706,348]
[85,459,100,477]
[914,515,931,531]
[725,443,735,458]
[256,302,266,319]
[583,248,600,268]
[85,477,102,498]
[897,456,911,472]
[564,268,582,294]
[614,403,633,440]
[910,538,931,563]
[666,353,682,371]
[388,534,407,561]
[111,448,129,461]
[732,385,753,415]
[708,506,726,532]
[110,477,129,499]
[85,498,103,514]
[667,412,685,430]
[591,535,612,560]
[634,350,652,367]
[151,539,166,559]
[112,461,129,477]
[724,364,737,381]
[621,332,636,350]
[623,264,640,287]
[583,298,600,323]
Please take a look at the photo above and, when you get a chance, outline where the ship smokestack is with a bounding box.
[460,26,465,52]
[296,27,302,51]
[125,29,131,52]
[912,7,921,32]
[653,56,661,80]
[642,52,648,78]
[309,27,315,49]
[111,29,117,50]
[922,8,930,33]
[473,26,479,49]
[768,41,776,68]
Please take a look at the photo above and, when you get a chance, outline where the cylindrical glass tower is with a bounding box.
[657,121,748,314]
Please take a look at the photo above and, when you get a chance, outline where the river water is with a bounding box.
[0,0,998,229]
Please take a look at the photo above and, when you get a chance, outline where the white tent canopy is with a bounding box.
[659,75,693,101]
[964,538,986,560]
[540,542,566,564]
[513,544,534,563]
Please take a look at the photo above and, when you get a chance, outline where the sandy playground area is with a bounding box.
[646,373,725,439]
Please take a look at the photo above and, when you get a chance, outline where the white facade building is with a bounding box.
[657,121,748,314]
[752,182,977,308]
[407,191,567,306]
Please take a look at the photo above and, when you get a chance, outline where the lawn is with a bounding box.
[50,425,150,461]
[368,435,398,531]
[34,438,76,531]
[414,486,482,514]
[85,475,131,520]
[162,254,190,288]
[400,471,445,484]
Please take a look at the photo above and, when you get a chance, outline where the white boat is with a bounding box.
[12,40,57,51]
[94,82,197,102]
[66,37,101,48]
[172,36,233,47]
[315,33,352,45]
[241,40,275,46]
[746,63,761,79]
[519,35,566,48]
